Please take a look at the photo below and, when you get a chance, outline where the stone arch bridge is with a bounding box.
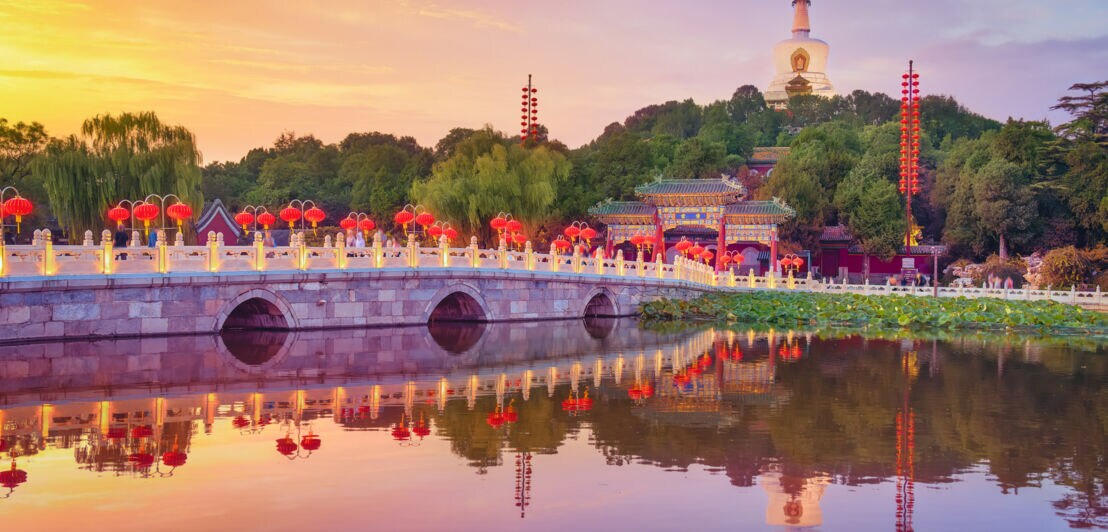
[0,268,712,343]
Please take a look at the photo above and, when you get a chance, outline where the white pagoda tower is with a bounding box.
[765,0,834,110]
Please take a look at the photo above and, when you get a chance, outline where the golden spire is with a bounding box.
[792,0,811,35]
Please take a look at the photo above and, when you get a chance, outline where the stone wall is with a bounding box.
[0,269,711,343]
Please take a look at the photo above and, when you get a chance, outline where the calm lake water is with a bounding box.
[0,319,1105,531]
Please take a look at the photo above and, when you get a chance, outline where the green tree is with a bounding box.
[411,127,570,241]
[33,112,203,238]
[340,143,430,217]
[972,159,1037,258]
[834,166,906,260]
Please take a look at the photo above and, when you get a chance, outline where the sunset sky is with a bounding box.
[1,0,1105,162]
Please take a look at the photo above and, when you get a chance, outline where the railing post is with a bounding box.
[526,241,535,271]
[787,271,795,290]
[636,250,645,278]
[207,231,220,273]
[729,269,736,288]
[156,230,169,274]
[498,239,508,269]
[656,254,665,279]
[174,231,184,247]
[440,235,450,268]
[82,230,94,246]
[297,232,309,271]
[616,249,625,276]
[748,270,756,289]
[39,229,56,276]
[407,236,418,269]
[596,249,605,275]
[373,232,383,268]
[548,245,558,272]
[1072,285,1077,304]
[573,246,582,274]
[470,236,479,268]
[254,231,265,271]
[335,232,347,270]
[130,230,141,248]
[101,230,113,275]
[767,271,776,289]
[1097,286,1103,306]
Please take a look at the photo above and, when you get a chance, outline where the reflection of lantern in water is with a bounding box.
[515,453,533,518]
[503,402,518,423]
[300,430,321,452]
[392,414,412,443]
[129,451,155,471]
[276,435,298,456]
[131,425,153,439]
[0,461,27,497]
[487,411,505,429]
[162,442,188,469]
[413,414,431,440]
[232,415,250,429]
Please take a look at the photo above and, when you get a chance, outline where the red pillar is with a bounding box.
[716,216,726,272]
[653,209,665,263]
[769,225,779,275]
[605,230,614,259]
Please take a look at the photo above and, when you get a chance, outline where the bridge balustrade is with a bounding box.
[0,229,1104,309]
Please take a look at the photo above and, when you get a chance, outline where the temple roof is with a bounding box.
[724,199,795,223]
[635,178,745,196]
[748,147,790,164]
[635,178,745,206]
[819,224,852,242]
[588,201,654,217]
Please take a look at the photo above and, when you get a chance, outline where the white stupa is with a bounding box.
[765,0,834,109]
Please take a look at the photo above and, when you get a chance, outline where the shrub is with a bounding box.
[1039,246,1091,289]
[973,255,1027,288]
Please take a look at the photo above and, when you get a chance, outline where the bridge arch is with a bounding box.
[216,289,297,332]
[582,287,621,318]
[424,283,491,323]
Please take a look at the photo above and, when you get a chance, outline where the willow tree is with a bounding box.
[33,112,203,238]
[411,127,570,242]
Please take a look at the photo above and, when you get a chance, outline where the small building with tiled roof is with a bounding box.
[194,199,243,245]
[589,176,795,274]
[817,224,947,283]
[747,147,790,177]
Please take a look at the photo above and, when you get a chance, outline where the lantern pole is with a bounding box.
[520,75,538,145]
[239,205,271,236]
[286,199,316,234]
[899,60,921,258]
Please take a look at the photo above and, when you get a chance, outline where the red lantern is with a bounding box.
[688,243,704,258]
[444,227,458,241]
[279,206,301,229]
[108,206,131,228]
[793,257,805,269]
[395,209,415,230]
[133,202,159,233]
[166,202,192,228]
[505,219,522,234]
[490,215,508,232]
[675,238,692,256]
[428,225,444,239]
[415,212,435,228]
[779,257,793,269]
[339,217,357,232]
[553,238,571,252]
[564,225,580,240]
[701,250,714,264]
[359,218,375,236]
[513,232,526,246]
[579,227,597,241]
[275,436,298,456]
[234,211,255,232]
[304,207,326,228]
[257,212,276,230]
[630,234,645,247]
[720,254,732,266]
[3,196,32,232]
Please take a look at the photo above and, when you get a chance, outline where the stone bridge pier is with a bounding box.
[0,269,711,343]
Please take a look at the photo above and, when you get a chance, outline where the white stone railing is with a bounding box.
[1,229,1104,308]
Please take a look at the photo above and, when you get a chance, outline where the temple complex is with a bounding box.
[589,176,794,274]
[765,0,834,110]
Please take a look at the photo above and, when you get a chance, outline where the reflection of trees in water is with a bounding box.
[73,421,195,476]
[418,335,1107,526]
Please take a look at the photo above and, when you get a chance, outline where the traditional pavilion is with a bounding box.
[765,0,834,110]
[589,176,794,274]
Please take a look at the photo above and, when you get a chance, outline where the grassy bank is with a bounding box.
[641,291,1108,333]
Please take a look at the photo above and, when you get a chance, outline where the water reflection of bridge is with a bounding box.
[0,322,806,437]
